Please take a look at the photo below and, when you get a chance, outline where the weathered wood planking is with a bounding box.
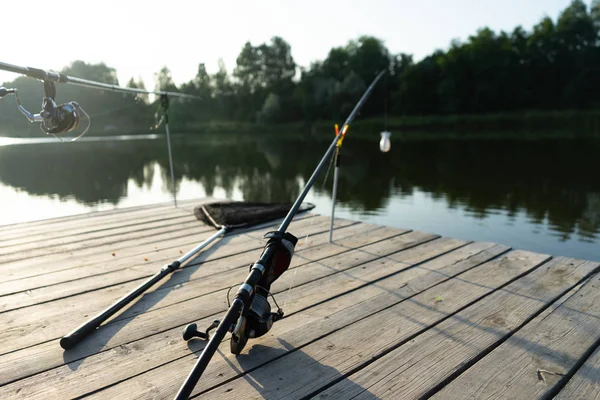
[0,214,203,260]
[0,222,408,385]
[196,250,550,400]
[0,199,201,241]
[86,242,508,400]
[556,343,600,400]
[1,219,213,265]
[0,212,192,251]
[1,223,215,280]
[0,218,374,355]
[0,216,359,311]
[0,211,319,288]
[315,258,598,400]
[431,271,600,399]
[2,237,477,399]
[1,199,599,400]
[0,213,319,297]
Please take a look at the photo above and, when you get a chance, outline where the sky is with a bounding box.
[0,0,590,90]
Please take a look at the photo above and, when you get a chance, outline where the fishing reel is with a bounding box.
[0,81,90,141]
[182,230,297,355]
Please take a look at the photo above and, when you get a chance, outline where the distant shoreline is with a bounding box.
[2,110,600,141]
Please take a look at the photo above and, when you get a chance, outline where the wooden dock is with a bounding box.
[0,198,598,399]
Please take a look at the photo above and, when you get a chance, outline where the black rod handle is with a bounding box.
[59,228,227,349]
[174,298,244,400]
[60,268,170,349]
[174,249,272,399]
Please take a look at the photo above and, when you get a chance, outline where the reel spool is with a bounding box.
[182,230,297,356]
[0,80,90,141]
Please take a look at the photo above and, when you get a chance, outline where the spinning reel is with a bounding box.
[182,230,297,355]
[0,80,90,141]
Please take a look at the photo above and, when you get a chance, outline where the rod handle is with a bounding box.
[60,315,105,349]
[174,299,243,399]
[59,267,171,349]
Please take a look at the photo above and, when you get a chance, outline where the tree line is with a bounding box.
[1,0,598,137]
[174,0,600,123]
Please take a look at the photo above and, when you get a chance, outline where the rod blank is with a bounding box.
[60,227,227,349]
[173,70,387,399]
[0,61,202,100]
[277,70,386,233]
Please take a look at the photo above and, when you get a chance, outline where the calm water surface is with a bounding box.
[0,135,598,261]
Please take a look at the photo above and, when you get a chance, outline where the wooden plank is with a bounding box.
[0,199,184,231]
[555,343,600,399]
[0,226,241,296]
[0,225,411,356]
[0,217,212,262]
[430,271,600,399]
[0,237,478,397]
[0,212,317,281]
[190,250,551,400]
[0,219,367,311]
[0,213,195,255]
[0,199,198,239]
[314,258,599,400]
[0,200,313,252]
[0,228,426,387]
[0,219,210,265]
[0,203,195,248]
[0,218,360,312]
[82,243,524,400]
[0,210,188,249]
[0,207,192,254]
[0,216,354,301]
[0,213,324,283]
[0,220,208,272]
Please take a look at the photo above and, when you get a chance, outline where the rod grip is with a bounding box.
[59,268,170,349]
[60,316,105,349]
[174,299,244,399]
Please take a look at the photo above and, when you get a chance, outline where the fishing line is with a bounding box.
[68,105,91,142]
[384,71,389,131]
[283,148,336,309]
[174,71,384,398]
[86,100,146,119]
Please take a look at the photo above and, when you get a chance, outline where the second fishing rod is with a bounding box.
[173,69,386,400]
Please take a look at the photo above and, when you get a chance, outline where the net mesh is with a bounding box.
[194,201,315,229]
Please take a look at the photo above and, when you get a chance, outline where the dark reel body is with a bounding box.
[38,96,83,134]
[230,290,284,354]
[182,230,297,355]
[0,82,89,141]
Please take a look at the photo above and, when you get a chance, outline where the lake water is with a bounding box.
[0,134,598,261]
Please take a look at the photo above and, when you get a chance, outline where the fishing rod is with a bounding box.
[0,61,202,99]
[59,201,314,350]
[0,60,202,201]
[174,70,386,400]
[328,86,392,242]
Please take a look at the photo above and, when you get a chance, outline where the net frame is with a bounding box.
[194,201,316,230]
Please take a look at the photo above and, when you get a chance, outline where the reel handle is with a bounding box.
[182,320,220,341]
[0,87,16,98]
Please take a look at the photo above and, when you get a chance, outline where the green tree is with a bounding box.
[592,0,600,30]
[233,36,297,121]
[212,59,235,120]
[154,66,177,92]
